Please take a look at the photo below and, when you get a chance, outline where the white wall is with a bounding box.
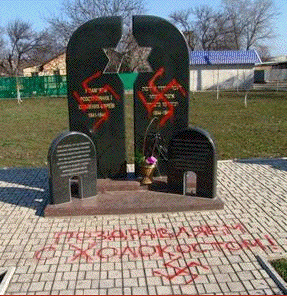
[190,65,254,91]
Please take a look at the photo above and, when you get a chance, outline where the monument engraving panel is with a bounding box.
[48,131,97,204]
[168,127,217,198]
[133,15,190,175]
[66,17,125,178]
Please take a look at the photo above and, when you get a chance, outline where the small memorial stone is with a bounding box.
[168,127,217,198]
[48,131,97,204]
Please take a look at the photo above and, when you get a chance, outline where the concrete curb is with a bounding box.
[256,255,287,295]
[0,267,15,295]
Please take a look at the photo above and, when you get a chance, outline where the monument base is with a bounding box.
[44,176,224,217]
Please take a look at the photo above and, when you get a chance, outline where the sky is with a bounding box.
[0,0,286,57]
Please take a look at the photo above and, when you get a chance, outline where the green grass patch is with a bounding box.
[0,90,286,167]
[270,258,287,282]
[0,97,69,167]
[190,91,287,160]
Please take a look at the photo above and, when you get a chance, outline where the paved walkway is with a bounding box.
[0,158,286,295]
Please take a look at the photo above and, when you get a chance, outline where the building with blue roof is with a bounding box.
[189,50,261,91]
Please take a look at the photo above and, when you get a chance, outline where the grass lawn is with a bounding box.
[0,97,69,167]
[270,258,287,282]
[0,90,286,167]
[190,91,287,160]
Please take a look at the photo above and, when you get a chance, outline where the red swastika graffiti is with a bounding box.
[69,241,97,263]
[153,256,209,284]
[137,67,187,127]
[73,71,120,131]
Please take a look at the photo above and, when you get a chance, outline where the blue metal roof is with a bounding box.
[190,50,261,65]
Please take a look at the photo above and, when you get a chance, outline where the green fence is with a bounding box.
[0,75,67,99]
[0,73,138,99]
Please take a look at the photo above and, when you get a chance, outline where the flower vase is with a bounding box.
[140,164,156,185]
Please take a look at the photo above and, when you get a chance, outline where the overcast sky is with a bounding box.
[0,0,286,57]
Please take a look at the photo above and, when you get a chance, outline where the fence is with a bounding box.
[0,75,67,99]
[0,73,138,99]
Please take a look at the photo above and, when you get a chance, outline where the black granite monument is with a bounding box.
[48,131,97,204]
[167,127,217,198]
[133,15,190,175]
[66,17,125,179]
[45,16,222,216]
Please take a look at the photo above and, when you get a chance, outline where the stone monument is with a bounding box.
[45,15,223,216]
[133,15,190,175]
[48,131,97,204]
[66,17,125,179]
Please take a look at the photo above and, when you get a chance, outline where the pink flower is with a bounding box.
[146,156,157,165]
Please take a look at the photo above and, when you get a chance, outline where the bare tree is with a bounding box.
[256,44,272,61]
[0,29,4,54]
[193,6,235,50]
[170,6,235,51]
[170,0,277,52]
[0,29,5,75]
[222,0,278,50]
[0,20,51,76]
[47,0,146,48]
[169,9,197,50]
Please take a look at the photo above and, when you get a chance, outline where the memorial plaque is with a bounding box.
[133,15,190,175]
[48,131,97,204]
[167,127,217,198]
[66,17,126,178]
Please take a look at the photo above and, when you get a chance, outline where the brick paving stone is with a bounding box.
[59,290,76,295]
[86,271,100,280]
[218,282,230,293]
[156,285,173,295]
[18,273,34,283]
[218,264,234,274]
[108,270,121,279]
[172,285,182,294]
[251,279,271,290]
[137,277,146,287]
[29,282,45,292]
[123,278,138,287]
[123,287,132,294]
[130,269,144,278]
[99,279,114,289]
[146,276,163,286]
[214,273,232,283]
[237,270,255,281]
[76,280,92,290]
[227,281,246,292]
[6,283,22,293]
[132,287,148,295]
[204,283,222,294]
[180,285,198,294]
[230,272,240,282]
[63,271,78,281]
[107,288,123,295]
[52,280,68,290]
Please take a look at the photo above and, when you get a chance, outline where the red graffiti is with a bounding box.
[34,245,57,261]
[34,223,282,285]
[50,223,247,244]
[137,67,187,126]
[153,257,209,284]
[35,237,277,263]
[264,234,280,250]
[69,241,97,263]
[73,71,120,131]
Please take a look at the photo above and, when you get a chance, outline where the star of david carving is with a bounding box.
[103,34,152,73]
